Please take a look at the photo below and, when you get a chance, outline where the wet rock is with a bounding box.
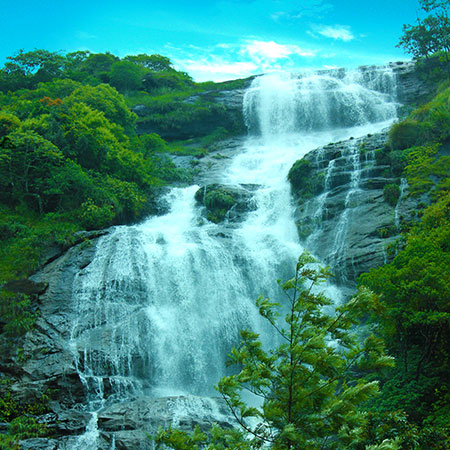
[97,396,236,449]
[2,279,48,296]
[291,131,417,287]
[0,232,108,442]
[195,183,257,223]
[19,438,59,450]
[390,61,434,105]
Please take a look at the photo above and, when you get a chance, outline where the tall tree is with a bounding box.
[156,253,395,450]
[397,0,450,60]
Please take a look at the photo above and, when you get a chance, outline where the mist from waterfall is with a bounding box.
[69,66,399,448]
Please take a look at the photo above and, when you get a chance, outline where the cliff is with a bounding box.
[289,131,417,291]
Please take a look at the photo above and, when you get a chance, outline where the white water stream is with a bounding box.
[68,68,399,448]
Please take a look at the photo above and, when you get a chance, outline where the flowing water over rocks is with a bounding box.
[291,132,416,291]
[8,65,423,449]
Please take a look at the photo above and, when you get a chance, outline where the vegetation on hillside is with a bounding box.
[0,48,250,448]
[357,71,450,448]
[0,49,247,284]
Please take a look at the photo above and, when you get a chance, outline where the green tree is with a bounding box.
[79,52,119,83]
[0,130,64,212]
[109,60,147,92]
[397,0,450,60]
[0,49,65,91]
[64,83,137,133]
[124,53,174,71]
[359,193,450,424]
[156,253,395,450]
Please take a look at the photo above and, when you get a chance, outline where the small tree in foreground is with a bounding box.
[155,253,396,450]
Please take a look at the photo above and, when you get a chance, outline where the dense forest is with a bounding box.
[1,1,450,447]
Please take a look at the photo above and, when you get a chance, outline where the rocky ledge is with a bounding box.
[289,131,417,288]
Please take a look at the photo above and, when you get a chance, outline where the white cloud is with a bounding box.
[170,40,317,82]
[75,31,98,40]
[242,40,316,61]
[316,25,355,42]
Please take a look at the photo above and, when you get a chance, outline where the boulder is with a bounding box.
[195,183,257,223]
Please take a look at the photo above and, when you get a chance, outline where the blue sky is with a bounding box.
[0,0,421,81]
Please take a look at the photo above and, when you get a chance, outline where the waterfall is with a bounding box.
[69,66,399,448]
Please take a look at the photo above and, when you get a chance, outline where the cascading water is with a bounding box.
[69,66,399,449]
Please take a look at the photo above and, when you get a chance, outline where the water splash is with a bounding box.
[69,67,400,448]
[244,67,398,136]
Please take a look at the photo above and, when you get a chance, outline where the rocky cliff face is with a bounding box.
[389,61,435,105]
[0,63,429,449]
[290,131,416,290]
[1,232,237,449]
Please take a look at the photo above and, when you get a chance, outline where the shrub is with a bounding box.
[384,183,401,207]
[389,119,430,150]
[288,158,312,191]
[78,198,114,230]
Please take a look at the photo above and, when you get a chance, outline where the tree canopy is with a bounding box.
[397,0,450,60]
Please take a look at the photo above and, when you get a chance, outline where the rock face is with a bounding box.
[0,235,101,447]
[389,61,435,105]
[290,131,417,289]
[96,396,235,450]
[2,228,238,449]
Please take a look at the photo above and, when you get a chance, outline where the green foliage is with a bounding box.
[288,158,324,201]
[0,292,36,336]
[195,186,237,223]
[64,83,137,133]
[383,184,401,207]
[385,85,450,201]
[403,143,450,197]
[124,53,174,72]
[0,208,78,280]
[359,193,450,427]
[375,146,407,177]
[0,49,65,91]
[78,198,115,230]
[142,70,193,92]
[109,60,146,92]
[201,127,230,148]
[155,254,395,450]
[359,410,449,450]
[0,112,20,138]
[8,416,48,440]
[134,132,169,156]
[0,415,48,449]
[0,129,65,213]
[388,120,430,150]
[0,380,51,422]
[410,85,450,142]
[287,158,312,191]
[397,0,450,61]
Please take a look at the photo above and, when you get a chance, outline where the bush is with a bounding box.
[78,198,114,230]
[195,186,237,223]
[288,158,312,190]
[389,119,430,150]
[0,112,20,138]
[384,183,401,207]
